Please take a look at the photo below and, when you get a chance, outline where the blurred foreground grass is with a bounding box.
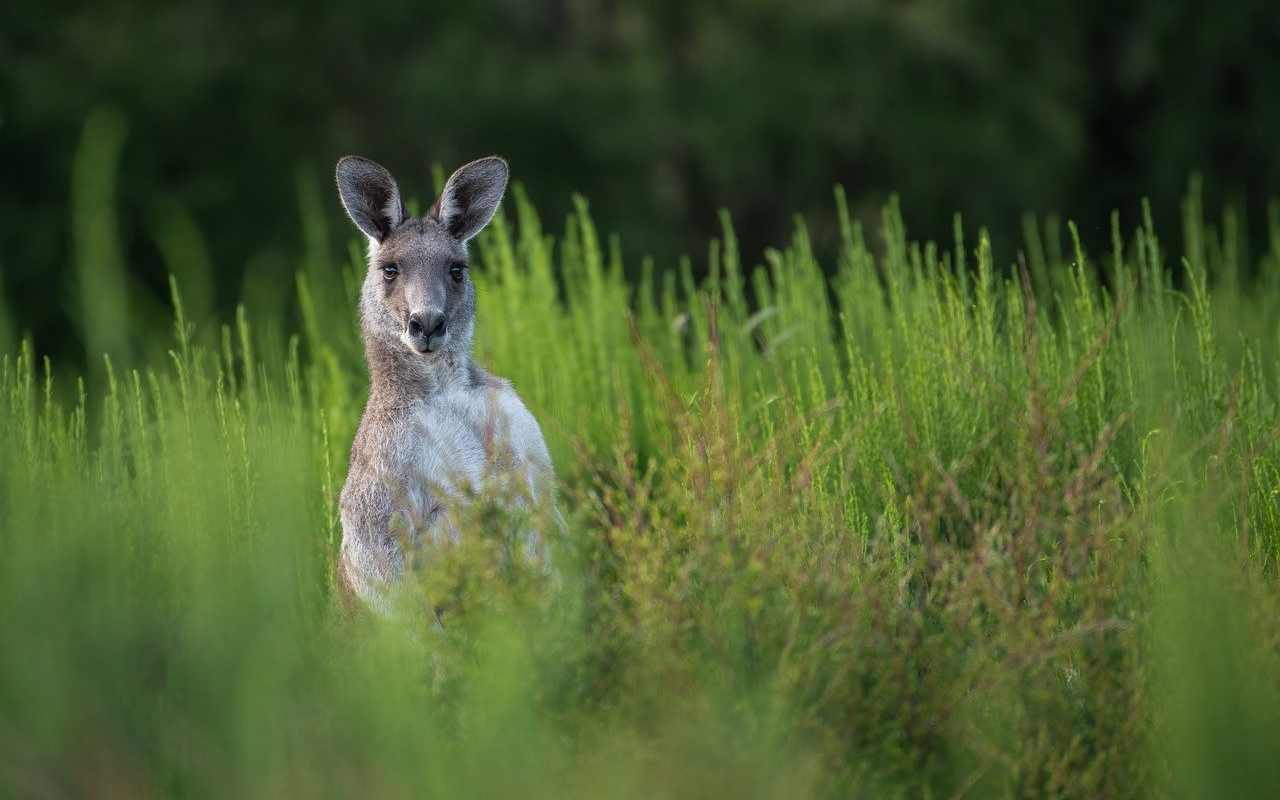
[2,132,1280,796]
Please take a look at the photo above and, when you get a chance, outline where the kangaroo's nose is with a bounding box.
[407,310,447,353]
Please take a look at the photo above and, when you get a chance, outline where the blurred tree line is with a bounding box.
[2,0,1279,361]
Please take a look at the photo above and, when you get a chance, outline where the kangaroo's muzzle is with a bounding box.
[407,310,447,353]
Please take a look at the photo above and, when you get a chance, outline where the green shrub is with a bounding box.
[2,166,1279,796]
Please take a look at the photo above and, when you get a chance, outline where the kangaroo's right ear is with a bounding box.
[335,156,407,243]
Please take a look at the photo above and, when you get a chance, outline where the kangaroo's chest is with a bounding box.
[402,391,492,496]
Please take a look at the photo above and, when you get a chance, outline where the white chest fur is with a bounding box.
[395,384,552,545]
[406,390,489,496]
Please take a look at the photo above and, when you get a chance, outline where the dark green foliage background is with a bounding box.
[3,0,1280,361]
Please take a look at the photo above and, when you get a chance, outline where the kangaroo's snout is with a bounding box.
[407,309,447,353]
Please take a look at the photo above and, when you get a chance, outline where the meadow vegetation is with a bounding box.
[2,141,1280,796]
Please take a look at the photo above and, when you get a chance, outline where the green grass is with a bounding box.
[3,143,1280,796]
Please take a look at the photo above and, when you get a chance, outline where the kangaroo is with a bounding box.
[334,155,554,614]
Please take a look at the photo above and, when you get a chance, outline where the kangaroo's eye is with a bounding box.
[449,263,466,284]
[381,263,399,281]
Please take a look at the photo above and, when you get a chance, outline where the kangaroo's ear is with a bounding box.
[336,156,407,243]
[432,157,509,242]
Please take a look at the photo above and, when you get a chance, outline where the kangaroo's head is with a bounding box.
[336,155,508,361]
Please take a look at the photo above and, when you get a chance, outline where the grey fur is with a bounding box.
[335,155,554,614]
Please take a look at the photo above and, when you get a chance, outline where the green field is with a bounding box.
[3,149,1280,796]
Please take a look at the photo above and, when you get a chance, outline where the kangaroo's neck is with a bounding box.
[363,334,472,404]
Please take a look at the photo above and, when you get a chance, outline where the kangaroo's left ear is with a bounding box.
[431,156,509,242]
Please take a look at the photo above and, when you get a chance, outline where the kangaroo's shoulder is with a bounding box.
[347,395,412,464]
[465,360,510,393]
[465,362,550,466]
